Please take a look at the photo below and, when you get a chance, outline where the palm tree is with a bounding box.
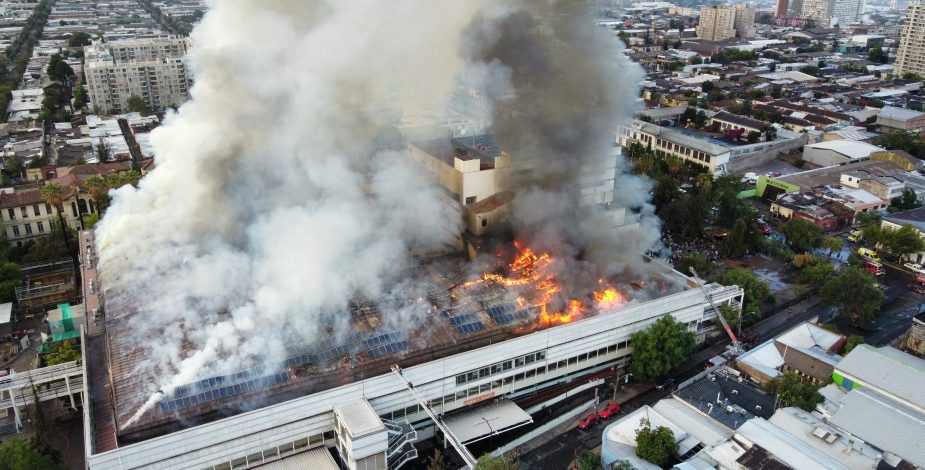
[85,175,108,213]
[41,183,68,247]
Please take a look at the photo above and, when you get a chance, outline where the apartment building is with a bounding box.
[734,4,757,38]
[896,1,925,77]
[832,0,863,26]
[84,37,192,114]
[697,5,737,42]
[800,0,834,22]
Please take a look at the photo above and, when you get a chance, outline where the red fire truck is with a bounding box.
[864,260,885,276]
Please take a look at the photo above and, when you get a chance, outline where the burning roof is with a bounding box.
[104,242,685,442]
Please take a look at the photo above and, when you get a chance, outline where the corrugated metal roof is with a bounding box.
[828,388,925,468]
[257,446,339,470]
[443,399,532,444]
[835,345,925,410]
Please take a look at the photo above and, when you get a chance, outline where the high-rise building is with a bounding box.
[832,0,864,26]
[696,5,737,42]
[776,0,790,17]
[800,0,834,22]
[790,0,805,16]
[84,36,192,114]
[896,1,925,77]
[734,4,757,38]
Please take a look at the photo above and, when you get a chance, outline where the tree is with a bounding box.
[820,266,885,323]
[746,130,761,143]
[0,262,21,303]
[426,448,444,470]
[782,218,823,252]
[678,252,709,276]
[72,83,88,109]
[801,258,835,287]
[630,316,695,380]
[472,454,519,470]
[0,438,65,470]
[67,31,92,48]
[855,211,882,229]
[820,236,842,255]
[876,130,925,158]
[44,339,80,366]
[40,183,68,246]
[800,65,821,76]
[881,224,925,260]
[126,94,151,116]
[701,80,715,93]
[868,46,888,64]
[844,335,865,354]
[635,418,678,467]
[890,187,922,212]
[610,461,635,470]
[95,137,113,163]
[578,450,597,470]
[715,268,771,319]
[720,219,749,258]
[46,54,75,85]
[773,371,824,412]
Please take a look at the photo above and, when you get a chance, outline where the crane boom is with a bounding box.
[689,268,742,354]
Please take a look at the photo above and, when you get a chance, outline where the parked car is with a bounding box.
[847,230,863,243]
[858,248,881,263]
[578,413,599,430]
[655,378,675,391]
[598,403,621,419]
[905,262,925,275]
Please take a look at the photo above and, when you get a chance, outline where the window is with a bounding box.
[568,357,577,365]
[6,209,13,220]
[12,226,19,237]
[49,220,55,231]
[481,219,488,228]
[468,387,478,396]
[479,383,490,393]
[37,222,44,233]
[578,353,588,362]
[20,207,27,218]
[24,224,31,235]
[32,204,40,216]
[465,196,477,205]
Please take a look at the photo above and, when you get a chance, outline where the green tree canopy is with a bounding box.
[630,316,695,380]
[44,339,80,366]
[820,236,842,255]
[577,450,597,470]
[72,83,88,109]
[800,258,835,288]
[472,454,519,470]
[890,187,922,212]
[868,46,888,64]
[67,31,92,47]
[820,266,885,323]
[126,95,151,116]
[855,211,882,229]
[844,335,865,354]
[0,438,66,470]
[773,371,824,411]
[881,224,925,259]
[876,130,925,158]
[635,418,678,466]
[782,218,823,252]
[715,268,771,319]
[0,262,21,303]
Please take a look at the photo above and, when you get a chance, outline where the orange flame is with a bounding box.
[461,242,628,329]
[593,288,626,311]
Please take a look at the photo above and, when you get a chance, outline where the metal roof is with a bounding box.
[828,388,925,468]
[257,446,339,470]
[835,345,925,410]
[442,399,531,444]
[333,399,384,439]
[0,302,11,324]
[877,106,925,122]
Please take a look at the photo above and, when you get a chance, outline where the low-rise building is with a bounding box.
[876,106,925,132]
[770,193,839,231]
[800,140,884,166]
[735,322,844,385]
[0,188,60,247]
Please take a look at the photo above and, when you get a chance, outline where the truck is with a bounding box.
[864,260,885,276]
[847,230,863,243]
[858,248,880,262]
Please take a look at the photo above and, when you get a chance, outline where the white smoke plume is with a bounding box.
[96,0,650,430]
